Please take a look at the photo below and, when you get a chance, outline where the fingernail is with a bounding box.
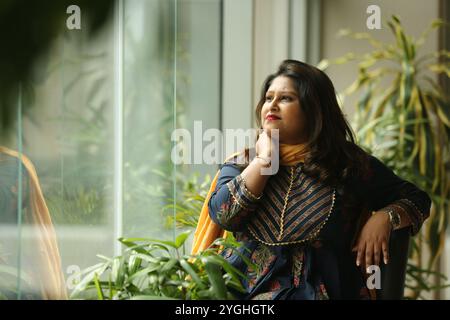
[356,261,360,266]
[384,259,388,264]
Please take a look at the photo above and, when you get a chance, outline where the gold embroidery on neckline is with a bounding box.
[248,188,336,246]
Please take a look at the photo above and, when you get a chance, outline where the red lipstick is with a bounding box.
[265,114,281,121]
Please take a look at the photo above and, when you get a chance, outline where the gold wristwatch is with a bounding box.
[385,209,401,230]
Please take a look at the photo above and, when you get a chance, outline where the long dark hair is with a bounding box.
[255,59,369,186]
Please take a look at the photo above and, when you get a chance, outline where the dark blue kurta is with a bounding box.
[208,153,431,300]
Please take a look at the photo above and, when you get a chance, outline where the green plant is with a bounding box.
[319,15,450,299]
[120,0,194,237]
[46,181,107,225]
[70,231,255,300]
[163,172,212,229]
[20,29,114,226]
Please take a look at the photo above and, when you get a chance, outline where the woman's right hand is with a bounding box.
[241,130,273,195]
[256,130,274,159]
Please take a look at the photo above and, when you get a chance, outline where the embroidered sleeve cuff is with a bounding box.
[213,175,260,230]
[382,199,425,236]
[227,174,261,209]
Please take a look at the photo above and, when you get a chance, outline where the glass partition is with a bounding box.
[0,0,221,299]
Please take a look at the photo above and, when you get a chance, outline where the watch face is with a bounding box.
[391,210,401,228]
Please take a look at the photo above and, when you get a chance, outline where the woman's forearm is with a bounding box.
[373,208,412,231]
[240,158,271,197]
[387,203,414,231]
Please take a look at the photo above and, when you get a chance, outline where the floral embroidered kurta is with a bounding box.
[208,153,431,300]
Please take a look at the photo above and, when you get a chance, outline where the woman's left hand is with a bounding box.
[352,211,392,268]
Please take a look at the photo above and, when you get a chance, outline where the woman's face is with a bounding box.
[260,76,307,144]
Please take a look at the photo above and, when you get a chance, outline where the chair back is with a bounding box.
[378,227,410,299]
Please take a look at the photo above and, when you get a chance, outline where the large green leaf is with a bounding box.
[179,259,205,290]
[70,262,110,298]
[202,257,227,300]
[175,230,192,249]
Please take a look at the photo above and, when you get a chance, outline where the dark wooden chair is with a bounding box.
[377,227,410,299]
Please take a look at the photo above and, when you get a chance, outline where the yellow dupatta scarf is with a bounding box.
[191,143,308,255]
[0,147,67,299]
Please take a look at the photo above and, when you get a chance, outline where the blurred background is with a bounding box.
[0,0,449,299]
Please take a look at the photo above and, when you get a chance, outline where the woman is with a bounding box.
[194,60,431,300]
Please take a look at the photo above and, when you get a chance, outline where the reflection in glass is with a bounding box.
[0,147,66,299]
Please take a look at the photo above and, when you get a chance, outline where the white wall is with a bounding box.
[321,0,440,116]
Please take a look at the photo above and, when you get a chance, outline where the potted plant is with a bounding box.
[318,15,450,299]
[70,230,255,300]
